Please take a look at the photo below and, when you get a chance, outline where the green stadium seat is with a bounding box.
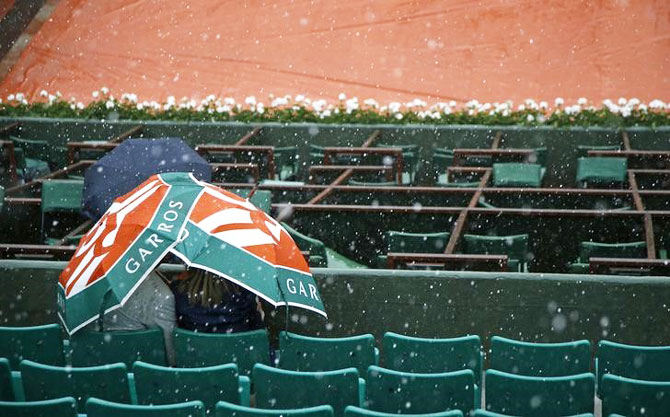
[377,231,450,268]
[173,328,270,376]
[365,366,475,414]
[0,324,65,370]
[381,333,482,387]
[69,328,167,367]
[216,400,334,417]
[253,363,362,417]
[601,374,670,417]
[278,331,378,374]
[569,241,647,273]
[86,397,206,417]
[0,397,78,417]
[346,406,463,417]
[41,179,84,243]
[376,143,419,184]
[484,369,595,416]
[20,360,130,413]
[231,189,272,214]
[0,358,13,401]
[282,222,366,268]
[596,340,670,394]
[576,157,627,188]
[576,144,621,158]
[462,234,529,272]
[274,146,299,181]
[492,163,543,187]
[348,179,398,187]
[474,411,592,417]
[11,136,51,181]
[489,336,591,377]
[133,361,249,413]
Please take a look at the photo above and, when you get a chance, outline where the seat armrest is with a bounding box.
[239,375,251,406]
[358,377,366,407]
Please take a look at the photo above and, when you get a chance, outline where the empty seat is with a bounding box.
[489,336,591,377]
[576,144,621,158]
[382,333,482,387]
[86,397,206,417]
[216,400,334,417]
[0,358,12,401]
[346,406,463,417]
[40,179,84,242]
[274,146,299,181]
[377,231,451,269]
[0,397,77,417]
[597,340,670,392]
[462,234,529,272]
[133,361,249,414]
[0,324,65,370]
[278,331,377,374]
[282,222,365,269]
[492,163,543,188]
[365,366,475,414]
[484,369,595,416]
[253,363,361,417]
[601,374,670,417]
[569,241,647,274]
[173,328,270,376]
[473,411,592,417]
[20,360,130,413]
[70,328,167,367]
[576,157,627,187]
[11,136,51,181]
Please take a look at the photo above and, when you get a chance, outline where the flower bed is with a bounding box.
[1,90,668,127]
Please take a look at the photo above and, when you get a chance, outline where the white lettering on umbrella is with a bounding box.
[285,279,320,301]
[198,208,252,233]
[214,229,275,248]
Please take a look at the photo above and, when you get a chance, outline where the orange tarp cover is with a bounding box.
[1,0,668,104]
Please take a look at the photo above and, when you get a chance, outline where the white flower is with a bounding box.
[526,114,535,122]
[502,109,510,117]
[70,103,76,110]
[92,91,99,98]
[295,94,305,103]
[638,104,648,112]
[554,97,564,106]
[524,99,538,110]
[449,100,457,107]
[517,104,526,111]
[56,91,62,98]
[649,99,665,109]
[166,96,176,106]
[338,93,346,101]
[271,97,289,107]
[100,87,109,95]
[621,107,631,118]
[206,94,216,102]
[105,100,115,109]
[539,101,548,110]
[136,103,144,110]
[16,93,24,101]
[48,94,57,104]
[256,103,265,114]
[244,96,256,106]
[39,90,48,98]
[345,98,359,113]
[481,103,492,111]
[618,97,627,106]
[394,113,403,120]
[75,102,84,110]
[320,109,332,118]
[628,98,640,107]
[7,94,15,101]
[388,102,402,113]
[466,99,479,109]
[224,97,236,105]
[311,99,327,112]
[363,98,379,108]
[577,97,587,105]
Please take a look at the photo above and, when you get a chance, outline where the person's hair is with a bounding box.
[176,268,237,307]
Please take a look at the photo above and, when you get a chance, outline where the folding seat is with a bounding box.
[492,163,543,187]
[375,143,419,184]
[69,328,167,367]
[576,144,620,158]
[0,324,65,370]
[20,360,130,413]
[10,136,51,181]
[348,179,397,187]
[282,222,365,268]
[462,234,529,272]
[346,406,463,417]
[86,397,206,417]
[576,157,627,188]
[40,179,84,243]
[133,361,249,414]
[253,363,362,417]
[381,332,482,389]
[484,369,595,416]
[568,241,647,274]
[173,328,270,376]
[473,411,592,417]
[377,231,450,268]
[278,331,378,374]
[274,146,299,181]
[0,358,12,401]
[433,148,489,187]
[489,336,591,377]
[596,340,670,394]
[0,397,78,417]
[216,400,334,417]
[365,366,475,414]
[601,374,670,417]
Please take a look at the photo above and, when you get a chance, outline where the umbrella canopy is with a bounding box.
[59,172,325,334]
[82,138,211,220]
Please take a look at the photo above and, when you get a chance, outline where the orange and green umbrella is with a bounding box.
[58,172,325,334]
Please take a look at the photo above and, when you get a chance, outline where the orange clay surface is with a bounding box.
[1,0,668,105]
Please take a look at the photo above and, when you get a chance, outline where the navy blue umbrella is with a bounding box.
[82,138,212,219]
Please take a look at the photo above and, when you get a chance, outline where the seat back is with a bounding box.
[20,360,130,413]
[580,241,647,260]
[279,331,376,374]
[382,333,482,386]
[11,136,50,161]
[0,358,13,401]
[0,397,78,417]
[281,222,328,267]
[492,163,543,187]
[133,361,240,414]
[484,369,595,416]
[365,366,475,414]
[69,328,167,367]
[462,234,529,263]
[253,363,360,417]
[489,336,591,377]
[386,231,450,254]
[597,340,670,388]
[346,405,463,417]
[0,324,65,370]
[86,397,206,417]
[41,180,84,213]
[576,157,627,186]
[173,328,270,376]
[576,144,620,158]
[601,374,670,417]
[216,400,334,417]
[274,146,299,180]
